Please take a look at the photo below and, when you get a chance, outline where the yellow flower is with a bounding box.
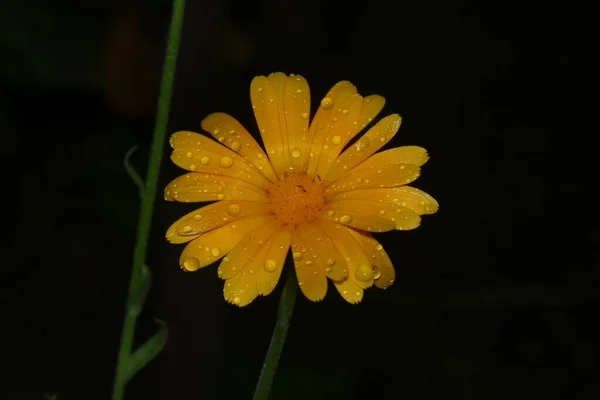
[164,72,438,306]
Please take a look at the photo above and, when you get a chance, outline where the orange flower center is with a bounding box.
[266,172,325,226]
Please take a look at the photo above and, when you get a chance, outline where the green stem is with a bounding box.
[111,1,185,399]
[253,268,298,400]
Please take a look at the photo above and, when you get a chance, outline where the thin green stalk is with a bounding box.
[253,268,298,400]
[112,1,185,400]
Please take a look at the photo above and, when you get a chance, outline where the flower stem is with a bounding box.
[111,1,185,400]
[252,268,298,400]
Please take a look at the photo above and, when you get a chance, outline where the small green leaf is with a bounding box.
[126,319,168,381]
[124,144,145,197]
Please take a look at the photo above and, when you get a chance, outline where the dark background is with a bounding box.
[1,0,594,399]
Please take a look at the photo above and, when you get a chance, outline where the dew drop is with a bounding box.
[321,97,334,109]
[189,164,197,171]
[232,295,242,305]
[182,225,193,233]
[327,210,336,217]
[231,141,241,151]
[373,266,382,280]
[194,214,202,220]
[305,261,313,266]
[355,137,370,152]
[340,215,352,224]
[220,157,233,168]
[217,194,225,200]
[327,259,337,267]
[200,156,210,165]
[355,264,374,282]
[183,257,200,271]
[291,148,302,159]
[293,252,303,261]
[332,135,342,145]
[325,267,332,273]
[375,244,383,251]
[301,112,309,120]
[227,204,241,216]
[186,151,193,158]
[257,87,264,93]
[264,260,277,272]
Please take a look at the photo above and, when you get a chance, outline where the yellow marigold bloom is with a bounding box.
[164,72,438,306]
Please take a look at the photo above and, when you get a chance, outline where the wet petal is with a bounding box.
[169,131,271,188]
[251,73,310,176]
[313,94,386,181]
[178,215,274,271]
[256,225,293,296]
[324,199,421,231]
[324,114,402,183]
[297,224,348,281]
[201,113,277,182]
[347,228,395,289]
[291,229,328,301]
[217,218,282,280]
[164,173,268,203]
[306,81,358,177]
[326,186,439,215]
[321,222,374,290]
[333,276,364,304]
[282,75,311,171]
[321,202,396,232]
[166,201,270,244]
[325,163,421,196]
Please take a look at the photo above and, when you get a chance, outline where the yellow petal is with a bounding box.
[201,113,277,182]
[324,199,421,231]
[321,222,374,290]
[223,243,269,307]
[250,73,310,176]
[166,201,270,244]
[178,215,275,271]
[169,131,271,188]
[297,223,348,281]
[347,228,395,289]
[326,186,439,215]
[321,201,396,232]
[324,114,402,183]
[256,225,293,296]
[291,229,328,302]
[164,173,268,203]
[306,81,358,177]
[333,275,364,304]
[217,218,282,280]
[324,163,421,196]
[282,75,311,171]
[313,94,387,181]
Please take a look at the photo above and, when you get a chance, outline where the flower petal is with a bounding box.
[291,228,328,302]
[347,228,395,289]
[282,75,311,171]
[164,173,268,203]
[321,222,374,290]
[250,73,311,176]
[324,199,421,231]
[169,131,271,188]
[324,163,421,196]
[324,114,402,184]
[217,218,282,280]
[201,113,277,182]
[223,255,261,306]
[166,201,270,244]
[178,215,275,271]
[333,276,364,304]
[297,223,348,281]
[321,202,396,232]
[326,186,439,215]
[312,94,387,181]
[306,81,358,177]
[256,225,293,296]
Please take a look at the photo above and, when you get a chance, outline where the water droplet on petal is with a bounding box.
[373,266,382,279]
[355,264,374,282]
[182,225,192,233]
[340,215,352,224]
[301,112,309,120]
[321,97,334,109]
[264,259,277,272]
[332,135,342,145]
[232,295,242,304]
[227,204,241,216]
[231,141,241,151]
[217,194,225,200]
[293,252,303,261]
[200,156,210,165]
[291,148,302,159]
[220,157,233,168]
[211,248,221,257]
[194,214,202,220]
[183,257,200,271]
[355,137,370,152]
[375,244,383,251]
[186,152,193,158]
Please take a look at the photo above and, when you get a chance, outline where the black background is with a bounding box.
[1,0,594,399]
